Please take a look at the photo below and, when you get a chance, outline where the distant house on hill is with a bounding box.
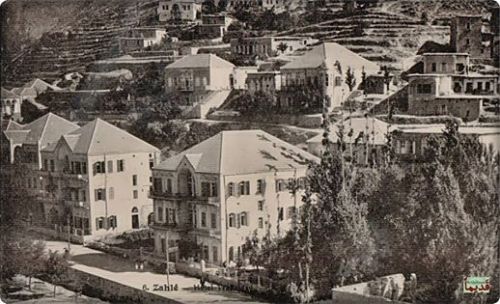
[118,28,167,53]
[157,0,200,22]
[1,88,22,121]
[279,42,379,111]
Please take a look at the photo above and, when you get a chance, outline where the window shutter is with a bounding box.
[114,216,118,228]
[93,163,97,175]
[94,189,99,201]
[96,218,100,229]
[237,214,240,228]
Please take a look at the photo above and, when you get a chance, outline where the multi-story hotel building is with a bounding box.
[151,130,318,265]
[38,118,161,239]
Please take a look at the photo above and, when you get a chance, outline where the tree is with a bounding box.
[233,91,275,118]
[345,67,357,92]
[44,250,69,297]
[277,42,289,54]
[217,0,228,11]
[202,0,217,14]
[19,239,46,290]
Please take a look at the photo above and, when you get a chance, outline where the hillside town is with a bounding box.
[1,0,499,303]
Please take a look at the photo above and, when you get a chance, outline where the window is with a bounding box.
[94,161,105,174]
[211,182,218,197]
[202,182,210,197]
[158,207,164,222]
[256,179,264,194]
[97,217,104,230]
[228,213,235,227]
[133,190,138,199]
[201,212,207,227]
[109,216,117,228]
[287,206,296,219]
[278,207,284,221]
[107,160,113,173]
[50,160,55,172]
[117,160,125,172]
[95,189,106,201]
[211,213,216,229]
[275,179,285,192]
[238,181,250,195]
[167,208,176,224]
[153,178,163,192]
[228,182,234,196]
[212,246,218,263]
[81,190,86,202]
[82,162,87,174]
[258,200,264,211]
[324,74,329,86]
[486,82,491,91]
[258,217,264,229]
[442,62,447,72]
[466,22,471,30]
[466,38,470,45]
[298,177,306,189]
[43,159,48,171]
[132,175,137,186]
[416,84,432,94]
[109,187,114,200]
[166,178,172,193]
[240,212,247,226]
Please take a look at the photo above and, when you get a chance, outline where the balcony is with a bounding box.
[149,192,219,206]
[188,227,221,239]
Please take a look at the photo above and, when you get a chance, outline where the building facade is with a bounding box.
[119,28,167,53]
[246,71,281,94]
[164,54,235,104]
[151,130,318,265]
[407,73,498,121]
[1,88,22,121]
[421,53,470,74]
[158,0,200,22]
[38,118,160,239]
[279,43,379,111]
[230,36,315,58]
[450,15,491,60]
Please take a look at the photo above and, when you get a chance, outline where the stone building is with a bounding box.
[406,73,498,121]
[421,53,470,74]
[279,42,379,111]
[164,54,235,105]
[196,14,233,39]
[39,118,160,238]
[450,15,491,60]
[118,28,167,53]
[151,130,318,264]
[230,36,315,58]
[246,71,282,94]
[1,88,22,121]
[158,0,200,22]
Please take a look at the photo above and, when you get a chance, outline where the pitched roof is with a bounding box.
[3,113,79,148]
[165,54,235,70]
[49,118,160,155]
[155,130,319,175]
[307,117,391,146]
[281,42,379,72]
[1,87,19,100]
[11,78,61,97]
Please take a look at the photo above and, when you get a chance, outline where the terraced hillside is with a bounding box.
[1,0,158,88]
[278,10,450,69]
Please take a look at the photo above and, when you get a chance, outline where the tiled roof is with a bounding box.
[155,130,319,175]
[3,113,79,148]
[165,54,235,69]
[1,87,19,100]
[51,118,160,156]
[11,79,61,97]
[281,42,379,72]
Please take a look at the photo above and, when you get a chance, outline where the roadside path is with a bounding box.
[45,241,268,304]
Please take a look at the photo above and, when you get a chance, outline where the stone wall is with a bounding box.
[65,267,182,304]
[332,290,408,304]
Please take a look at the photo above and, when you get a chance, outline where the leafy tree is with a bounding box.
[217,0,228,11]
[232,91,275,118]
[19,239,46,290]
[21,100,46,123]
[45,250,69,297]
[202,0,217,14]
[277,42,289,54]
[345,67,357,92]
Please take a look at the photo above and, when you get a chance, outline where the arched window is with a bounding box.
[132,207,138,213]
[228,246,234,262]
[240,212,247,226]
[228,213,235,227]
[239,181,245,195]
[228,182,234,196]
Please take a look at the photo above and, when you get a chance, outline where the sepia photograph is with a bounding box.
[0,0,499,303]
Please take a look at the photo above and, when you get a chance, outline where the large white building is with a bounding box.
[158,0,201,22]
[151,130,318,265]
[38,118,161,239]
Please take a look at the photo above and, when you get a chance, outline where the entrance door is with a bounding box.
[132,214,139,229]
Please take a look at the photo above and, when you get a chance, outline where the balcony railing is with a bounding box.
[149,191,219,205]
